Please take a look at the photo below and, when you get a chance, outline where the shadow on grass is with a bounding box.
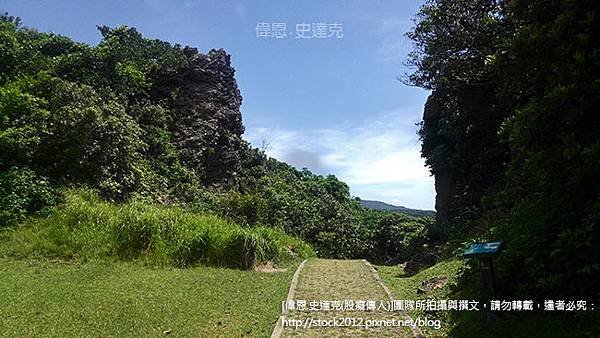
[449,310,600,338]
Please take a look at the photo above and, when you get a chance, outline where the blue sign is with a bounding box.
[463,241,502,258]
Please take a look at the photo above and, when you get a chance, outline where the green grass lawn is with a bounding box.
[0,257,296,337]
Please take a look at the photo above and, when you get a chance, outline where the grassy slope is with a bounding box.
[379,259,597,338]
[0,189,316,337]
[0,257,296,337]
[378,259,463,337]
[0,189,314,269]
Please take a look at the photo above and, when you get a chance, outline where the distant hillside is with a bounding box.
[360,200,436,217]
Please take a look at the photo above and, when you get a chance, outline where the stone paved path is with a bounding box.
[278,259,415,337]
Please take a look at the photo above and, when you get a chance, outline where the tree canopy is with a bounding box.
[410,0,600,301]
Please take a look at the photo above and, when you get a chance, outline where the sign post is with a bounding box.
[464,241,502,321]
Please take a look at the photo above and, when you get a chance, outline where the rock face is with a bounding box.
[422,93,455,225]
[433,171,453,225]
[157,47,245,188]
[421,83,503,227]
[417,276,448,294]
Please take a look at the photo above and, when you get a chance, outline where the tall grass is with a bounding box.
[0,189,314,268]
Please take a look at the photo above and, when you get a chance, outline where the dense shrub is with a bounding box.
[0,189,314,268]
[232,156,369,258]
[0,166,60,227]
[215,192,268,227]
[354,208,433,264]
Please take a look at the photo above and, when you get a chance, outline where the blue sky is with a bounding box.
[1,0,435,209]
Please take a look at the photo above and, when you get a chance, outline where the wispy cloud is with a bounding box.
[244,108,435,210]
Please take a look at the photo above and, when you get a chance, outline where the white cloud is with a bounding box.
[244,108,435,210]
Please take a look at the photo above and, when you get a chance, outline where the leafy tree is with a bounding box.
[409,0,509,232]
[490,0,600,299]
[409,0,600,303]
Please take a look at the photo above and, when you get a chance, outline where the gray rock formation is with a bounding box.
[155,47,245,188]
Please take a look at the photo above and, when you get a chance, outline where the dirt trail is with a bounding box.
[276,259,416,337]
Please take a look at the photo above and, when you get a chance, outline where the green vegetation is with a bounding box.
[0,189,314,268]
[3,0,597,335]
[378,260,464,337]
[0,12,433,265]
[406,0,600,333]
[0,258,296,337]
[379,259,597,337]
[0,166,61,227]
